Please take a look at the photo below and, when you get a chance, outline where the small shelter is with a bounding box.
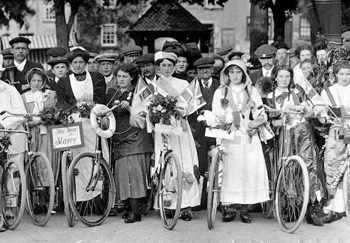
[128,0,211,53]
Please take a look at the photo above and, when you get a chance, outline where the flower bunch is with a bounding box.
[39,106,78,125]
[148,95,181,125]
[0,135,11,155]
[78,102,94,119]
[307,62,332,94]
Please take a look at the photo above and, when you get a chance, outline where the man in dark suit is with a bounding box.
[249,44,277,86]
[188,57,220,210]
[2,37,44,94]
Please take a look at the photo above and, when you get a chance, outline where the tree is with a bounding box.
[0,0,35,28]
[250,0,298,51]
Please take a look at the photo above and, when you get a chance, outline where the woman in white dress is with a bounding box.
[212,60,269,223]
[320,60,350,223]
[149,51,201,221]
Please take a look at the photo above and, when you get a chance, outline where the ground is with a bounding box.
[1,210,350,243]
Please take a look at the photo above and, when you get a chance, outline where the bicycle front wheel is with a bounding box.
[343,166,350,218]
[26,152,55,227]
[159,152,182,230]
[275,155,309,233]
[2,159,26,230]
[67,153,115,227]
[207,149,220,230]
[61,151,75,227]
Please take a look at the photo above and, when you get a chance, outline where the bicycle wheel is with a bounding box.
[26,152,55,227]
[67,152,115,227]
[207,149,220,230]
[61,151,75,227]
[2,159,26,230]
[275,155,309,233]
[159,152,182,230]
[343,166,350,218]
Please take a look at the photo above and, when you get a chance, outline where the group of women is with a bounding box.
[17,43,350,228]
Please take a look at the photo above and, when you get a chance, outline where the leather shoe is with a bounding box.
[222,212,236,222]
[322,212,345,224]
[240,212,251,223]
[124,211,141,223]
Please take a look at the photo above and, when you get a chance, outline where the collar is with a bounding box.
[201,77,213,87]
[14,59,27,71]
[105,75,113,83]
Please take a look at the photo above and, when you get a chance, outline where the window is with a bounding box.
[222,29,235,47]
[299,16,311,37]
[246,16,273,40]
[204,0,223,10]
[101,0,116,9]
[101,24,117,46]
[44,2,55,21]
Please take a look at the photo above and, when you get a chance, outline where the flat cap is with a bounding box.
[47,56,69,67]
[228,51,244,60]
[155,51,177,63]
[94,53,119,63]
[9,36,31,46]
[254,44,277,58]
[47,47,68,58]
[217,45,233,56]
[1,48,13,58]
[274,42,289,50]
[122,45,142,57]
[194,57,215,68]
[135,53,155,65]
[89,52,98,58]
[342,31,350,40]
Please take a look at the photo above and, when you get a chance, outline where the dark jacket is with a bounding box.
[2,60,44,94]
[56,71,106,108]
[249,66,277,86]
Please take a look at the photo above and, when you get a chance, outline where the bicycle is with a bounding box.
[67,103,118,227]
[1,111,55,227]
[154,126,183,230]
[0,129,27,230]
[260,105,310,233]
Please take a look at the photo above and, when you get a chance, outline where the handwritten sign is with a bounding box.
[48,122,85,152]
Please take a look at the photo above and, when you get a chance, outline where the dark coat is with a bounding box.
[2,60,44,94]
[249,66,277,86]
[107,86,153,160]
[56,71,106,108]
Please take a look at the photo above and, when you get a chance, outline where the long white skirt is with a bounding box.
[220,133,269,205]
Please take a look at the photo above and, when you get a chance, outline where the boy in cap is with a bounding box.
[2,37,44,94]
[274,42,289,66]
[94,53,119,92]
[189,56,220,210]
[135,53,158,83]
[249,44,277,85]
[46,47,68,80]
[122,45,142,63]
[0,48,13,68]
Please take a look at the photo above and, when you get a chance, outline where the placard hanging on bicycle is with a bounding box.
[48,122,85,151]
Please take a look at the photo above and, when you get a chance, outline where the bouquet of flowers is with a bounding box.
[148,96,182,125]
[78,102,94,119]
[0,135,11,155]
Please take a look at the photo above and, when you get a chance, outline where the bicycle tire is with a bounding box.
[275,155,309,233]
[67,152,115,227]
[2,159,26,230]
[159,152,182,230]
[207,149,220,230]
[25,152,55,227]
[343,166,350,218]
[61,151,75,227]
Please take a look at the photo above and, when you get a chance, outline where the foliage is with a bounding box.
[308,46,350,94]
[0,0,35,28]
[0,135,11,154]
[148,96,181,125]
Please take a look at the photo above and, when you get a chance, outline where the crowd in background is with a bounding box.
[1,31,350,228]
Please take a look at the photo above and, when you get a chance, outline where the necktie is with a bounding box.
[203,81,209,89]
[264,70,270,77]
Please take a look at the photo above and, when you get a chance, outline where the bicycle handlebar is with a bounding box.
[0,129,30,134]
[0,110,40,117]
[258,105,302,115]
[97,101,121,117]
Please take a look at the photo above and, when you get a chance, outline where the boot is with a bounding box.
[306,203,323,226]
